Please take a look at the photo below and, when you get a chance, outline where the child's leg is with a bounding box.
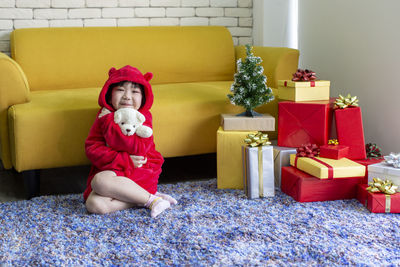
[90,170,151,204]
[88,170,170,216]
[85,191,135,214]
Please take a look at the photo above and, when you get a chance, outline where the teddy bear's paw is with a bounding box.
[136,125,153,138]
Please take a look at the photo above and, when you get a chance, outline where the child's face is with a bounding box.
[111,82,143,110]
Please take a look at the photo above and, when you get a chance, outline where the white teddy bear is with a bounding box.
[114,108,153,138]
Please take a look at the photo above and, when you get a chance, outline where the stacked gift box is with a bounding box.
[217,66,400,211]
[356,153,400,213]
[217,113,276,199]
[275,69,400,213]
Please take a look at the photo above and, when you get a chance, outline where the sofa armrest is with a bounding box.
[235,46,299,89]
[0,52,30,169]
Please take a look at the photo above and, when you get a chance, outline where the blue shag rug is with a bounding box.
[0,178,399,266]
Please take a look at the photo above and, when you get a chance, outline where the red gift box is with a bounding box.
[353,158,384,183]
[356,184,368,206]
[335,107,366,159]
[319,144,349,160]
[356,184,400,213]
[278,99,334,148]
[281,166,363,202]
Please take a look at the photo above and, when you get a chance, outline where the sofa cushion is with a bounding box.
[152,81,243,157]
[8,81,249,171]
[11,26,235,92]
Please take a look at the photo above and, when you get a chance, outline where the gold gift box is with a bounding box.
[289,154,365,179]
[217,127,257,189]
[278,80,330,102]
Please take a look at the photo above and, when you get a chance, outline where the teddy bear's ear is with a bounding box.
[136,111,146,124]
[114,111,122,123]
[144,72,153,81]
[108,67,117,77]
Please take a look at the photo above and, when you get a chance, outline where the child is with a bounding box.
[83,65,177,218]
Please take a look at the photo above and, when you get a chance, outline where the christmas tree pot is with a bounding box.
[221,113,275,131]
[277,99,334,147]
[281,166,363,202]
[277,80,330,102]
[335,107,367,159]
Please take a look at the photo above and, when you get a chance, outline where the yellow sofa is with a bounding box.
[0,26,299,197]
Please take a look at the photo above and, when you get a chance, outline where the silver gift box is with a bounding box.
[368,162,400,192]
[242,145,275,199]
[273,145,297,188]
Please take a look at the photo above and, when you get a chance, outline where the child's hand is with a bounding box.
[130,155,147,168]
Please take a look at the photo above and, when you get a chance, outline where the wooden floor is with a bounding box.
[0,154,217,202]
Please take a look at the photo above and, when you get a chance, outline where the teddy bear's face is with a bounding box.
[114,108,153,138]
[118,119,138,136]
[114,108,145,136]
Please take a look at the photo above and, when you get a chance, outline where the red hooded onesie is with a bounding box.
[83,65,164,201]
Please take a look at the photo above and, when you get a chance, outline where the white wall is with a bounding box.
[298,0,400,154]
[253,0,297,48]
[0,0,254,55]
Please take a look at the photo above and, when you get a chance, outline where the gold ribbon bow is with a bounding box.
[244,132,271,147]
[367,177,398,195]
[328,139,339,145]
[334,94,359,109]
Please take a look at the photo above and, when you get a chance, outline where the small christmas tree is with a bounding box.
[227,44,274,117]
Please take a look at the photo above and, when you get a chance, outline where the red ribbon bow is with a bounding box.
[296,143,320,158]
[292,69,317,81]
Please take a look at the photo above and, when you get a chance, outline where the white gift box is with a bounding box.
[242,145,275,199]
[273,145,297,188]
[368,162,400,192]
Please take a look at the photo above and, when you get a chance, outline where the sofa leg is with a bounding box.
[22,170,40,200]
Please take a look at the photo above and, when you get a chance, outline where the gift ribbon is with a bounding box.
[367,177,398,195]
[258,146,263,197]
[328,139,339,145]
[284,81,316,87]
[242,146,265,198]
[295,156,334,179]
[385,195,391,213]
[296,143,320,158]
[242,146,248,196]
[244,132,271,147]
[334,94,359,109]
[291,69,317,81]
[384,152,400,168]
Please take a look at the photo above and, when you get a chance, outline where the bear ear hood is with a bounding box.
[98,65,154,112]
